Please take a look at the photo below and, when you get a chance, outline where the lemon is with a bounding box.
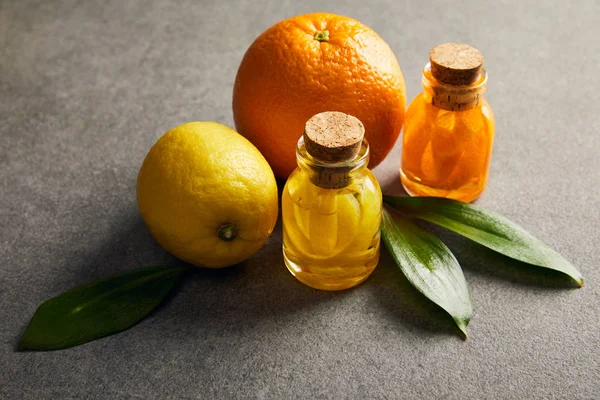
[137,122,279,268]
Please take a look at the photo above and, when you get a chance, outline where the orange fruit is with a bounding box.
[233,13,406,179]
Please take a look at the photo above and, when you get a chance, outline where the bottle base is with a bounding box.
[283,251,377,291]
[400,169,484,203]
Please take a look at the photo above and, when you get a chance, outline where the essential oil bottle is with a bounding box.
[282,111,382,291]
[401,43,495,202]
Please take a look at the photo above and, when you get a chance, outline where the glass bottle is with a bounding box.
[282,111,382,291]
[400,43,495,202]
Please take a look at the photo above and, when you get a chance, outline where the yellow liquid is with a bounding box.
[282,169,382,290]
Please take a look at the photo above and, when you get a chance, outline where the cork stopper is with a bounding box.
[429,43,484,86]
[303,112,364,163]
[302,112,365,189]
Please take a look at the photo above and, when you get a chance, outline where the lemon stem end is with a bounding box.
[217,223,237,242]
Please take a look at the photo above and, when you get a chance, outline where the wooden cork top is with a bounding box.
[303,112,365,163]
[429,43,484,86]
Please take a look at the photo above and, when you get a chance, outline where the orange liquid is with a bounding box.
[400,92,495,202]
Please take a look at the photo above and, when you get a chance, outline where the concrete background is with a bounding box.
[1,0,598,398]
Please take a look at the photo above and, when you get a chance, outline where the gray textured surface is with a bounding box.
[1,0,599,399]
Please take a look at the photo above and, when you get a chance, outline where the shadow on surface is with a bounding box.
[23,195,350,349]
[26,172,579,351]
[18,188,580,351]
[157,210,351,326]
[367,248,465,338]
[377,171,408,197]
[425,223,582,289]
[56,204,180,286]
[364,214,581,340]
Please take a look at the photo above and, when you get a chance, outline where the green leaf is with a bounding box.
[18,265,186,351]
[383,196,584,287]
[381,207,472,337]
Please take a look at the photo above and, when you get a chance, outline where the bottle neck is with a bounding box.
[296,137,370,189]
[422,62,488,111]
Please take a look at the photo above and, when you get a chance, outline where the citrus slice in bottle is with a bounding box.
[402,94,434,179]
[283,177,315,255]
[308,189,339,256]
[353,171,382,250]
[334,189,361,250]
[292,185,360,259]
[443,109,488,188]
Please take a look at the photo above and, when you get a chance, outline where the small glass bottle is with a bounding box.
[282,111,382,291]
[401,43,495,202]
